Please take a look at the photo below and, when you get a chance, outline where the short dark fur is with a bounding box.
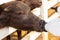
[20,0,42,10]
[0,1,46,32]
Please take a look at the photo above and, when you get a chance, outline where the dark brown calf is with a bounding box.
[0,1,46,32]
